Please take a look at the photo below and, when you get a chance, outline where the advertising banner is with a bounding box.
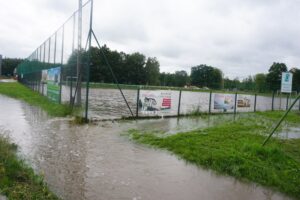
[213,93,235,112]
[237,94,251,108]
[139,90,175,115]
[47,67,61,103]
[281,72,293,93]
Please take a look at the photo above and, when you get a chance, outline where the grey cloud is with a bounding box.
[1,0,300,78]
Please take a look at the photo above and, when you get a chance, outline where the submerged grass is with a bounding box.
[256,110,300,124]
[0,82,71,117]
[0,136,59,199]
[129,113,300,199]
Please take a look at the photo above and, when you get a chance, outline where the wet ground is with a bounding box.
[0,79,16,83]
[0,94,296,200]
[0,195,7,200]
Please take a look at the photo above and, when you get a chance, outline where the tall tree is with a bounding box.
[290,68,300,92]
[266,62,287,91]
[144,57,160,85]
[174,70,189,87]
[241,76,255,91]
[190,64,223,89]
[254,73,267,93]
[124,53,146,84]
[159,72,175,86]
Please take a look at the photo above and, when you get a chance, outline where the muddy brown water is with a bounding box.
[59,87,300,120]
[0,95,295,200]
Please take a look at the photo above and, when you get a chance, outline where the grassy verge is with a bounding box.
[129,112,300,199]
[0,82,71,117]
[0,136,59,199]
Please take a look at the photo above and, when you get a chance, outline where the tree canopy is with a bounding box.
[1,58,24,76]
[266,62,288,91]
[190,64,223,89]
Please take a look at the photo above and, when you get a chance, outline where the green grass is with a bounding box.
[0,136,59,199]
[0,82,71,117]
[129,113,300,199]
[256,111,300,124]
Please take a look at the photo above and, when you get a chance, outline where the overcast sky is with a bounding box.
[1,0,300,78]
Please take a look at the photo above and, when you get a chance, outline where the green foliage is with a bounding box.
[190,64,223,89]
[224,77,240,90]
[159,70,189,87]
[256,111,300,124]
[0,83,71,117]
[290,68,300,92]
[266,62,288,91]
[240,76,255,91]
[1,58,24,76]
[129,114,300,198]
[254,73,267,93]
[0,136,59,199]
[144,57,160,85]
[67,46,161,86]
[174,70,189,87]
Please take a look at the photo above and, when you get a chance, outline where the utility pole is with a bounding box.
[76,0,82,105]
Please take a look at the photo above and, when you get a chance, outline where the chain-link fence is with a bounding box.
[84,87,300,120]
[16,0,300,121]
[17,0,92,118]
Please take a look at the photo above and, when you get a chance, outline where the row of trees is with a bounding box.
[223,63,300,92]
[5,45,300,93]
[86,46,160,85]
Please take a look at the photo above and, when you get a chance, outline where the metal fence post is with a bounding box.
[272,90,275,111]
[69,13,76,105]
[234,92,237,115]
[48,38,51,64]
[208,90,212,114]
[59,25,65,104]
[136,88,140,118]
[43,42,46,64]
[177,90,182,116]
[54,32,57,65]
[84,0,93,121]
[254,93,257,112]
[39,45,42,62]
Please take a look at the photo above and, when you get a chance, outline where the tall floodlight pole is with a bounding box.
[76,0,82,105]
[84,0,93,121]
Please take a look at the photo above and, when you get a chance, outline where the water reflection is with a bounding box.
[0,95,293,200]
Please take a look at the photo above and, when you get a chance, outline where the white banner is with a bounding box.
[139,90,178,116]
[281,72,293,93]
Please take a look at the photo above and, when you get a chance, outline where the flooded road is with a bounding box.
[0,95,294,200]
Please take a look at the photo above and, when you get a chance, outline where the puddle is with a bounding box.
[0,95,293,200]
[132,114,246,135]
[278,126,300,139]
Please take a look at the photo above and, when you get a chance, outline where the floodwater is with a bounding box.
[0,95,295,200]
[278,126,300,139]
[61,87,300,120]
